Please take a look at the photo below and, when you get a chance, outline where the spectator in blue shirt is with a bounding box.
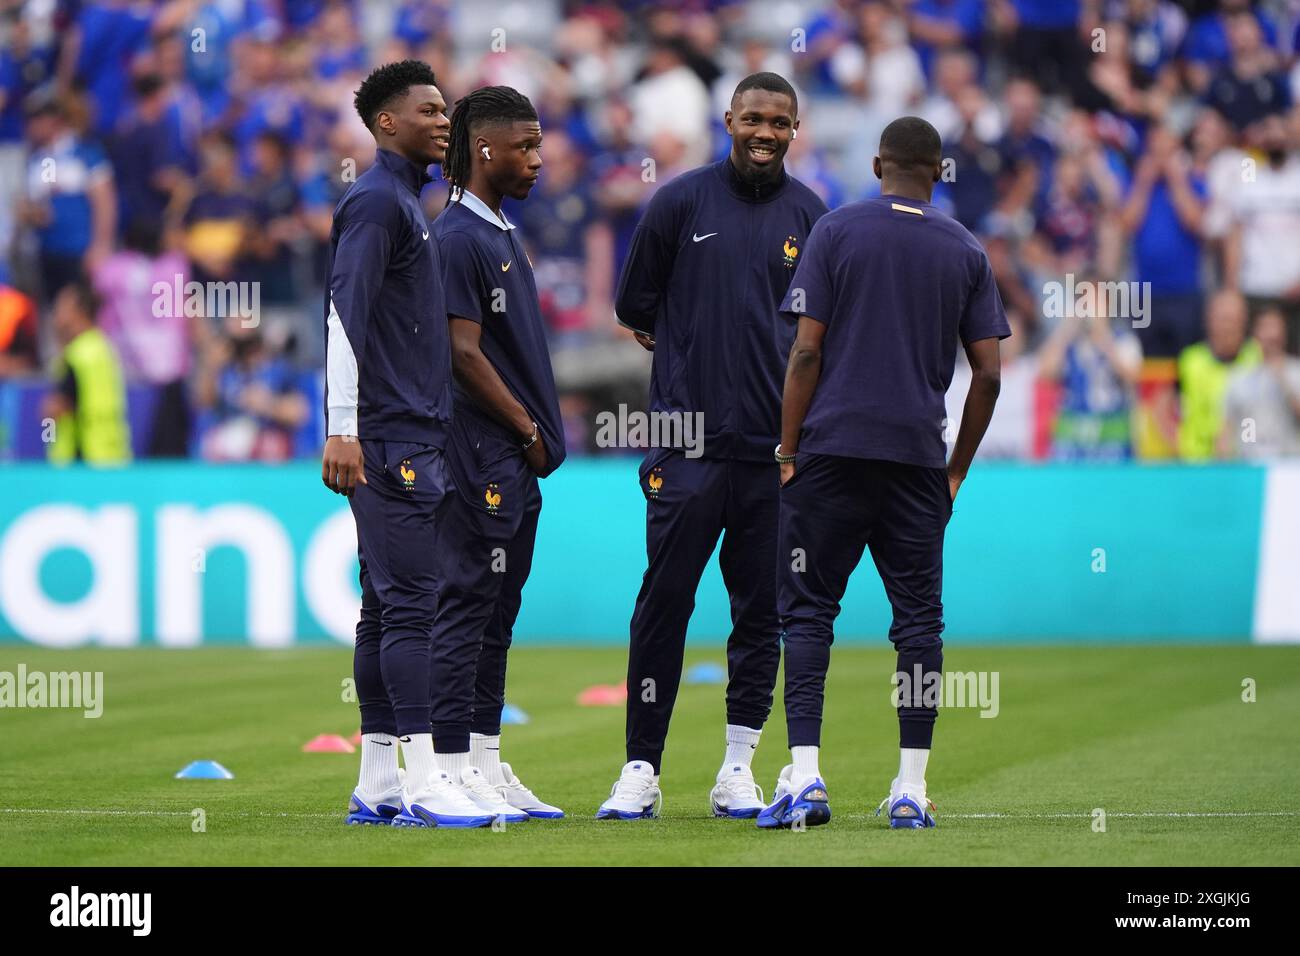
[19,95,117,301]
[1119,125,1208,358]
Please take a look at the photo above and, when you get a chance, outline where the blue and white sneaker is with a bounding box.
[344,783,402,826]
[710,764,765,818]
[596,761,661,820]
[756,764,831,829]
[498,762,565,819]
[458,766,529,823]
[391,771,496,829]
[875,790,937,829]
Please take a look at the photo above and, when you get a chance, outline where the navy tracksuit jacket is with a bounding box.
[614,158,828,771]
[324,148,453,738]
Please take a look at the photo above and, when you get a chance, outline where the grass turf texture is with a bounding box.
[1,645,1297,866]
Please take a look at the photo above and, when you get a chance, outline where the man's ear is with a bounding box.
[723,109,733,135]
[932,162,942,184]
[872,156,882,180]
[375,110,396,139]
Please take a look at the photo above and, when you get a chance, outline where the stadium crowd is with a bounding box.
[2,0,1300,464]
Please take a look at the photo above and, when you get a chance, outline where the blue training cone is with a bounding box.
[685,662,726,685]
[500,703,530,725]
[175,760,234,780]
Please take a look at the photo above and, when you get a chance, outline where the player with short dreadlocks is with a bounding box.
[426,86,568,820]
[440,85,539,199]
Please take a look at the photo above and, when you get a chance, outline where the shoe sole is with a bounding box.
[394,805,495,829]
[521,809,566,819]
[595,807,657,820]
[344,811,397,826]
[712,802,762,819]
[757,797,831,829]
[889,816,936,829]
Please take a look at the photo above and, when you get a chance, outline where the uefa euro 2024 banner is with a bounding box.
[0,461,1296,646]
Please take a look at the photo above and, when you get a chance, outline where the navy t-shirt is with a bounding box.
[434,196,566,478]
[780,194,1010,468]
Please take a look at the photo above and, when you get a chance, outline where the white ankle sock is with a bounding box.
[358,733,399,794]
[399,733,438,791]
[471,733,504,785]
[792,745,820,781]
[897,747,930,794]
[723,724,761,770]
[437,749,470,778]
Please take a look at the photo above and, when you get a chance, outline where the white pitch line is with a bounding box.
[2,808,1298,821]
[945,811,1300,819]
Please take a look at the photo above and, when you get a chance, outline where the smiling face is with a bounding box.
[480,118,543,201]
[726,88,798,181]
[380,83,451,168]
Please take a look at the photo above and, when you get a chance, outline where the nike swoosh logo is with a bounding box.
[501,261,511,272]
[693,232,717,242]
[421,230,430,240]
[373,739,393,746]
[399,736,411,743]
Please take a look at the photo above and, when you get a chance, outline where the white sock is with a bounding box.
[399,733,438,791]
[471,733,504,785]
[437,749,470,778]
[896,747,930,795]
[792,745,820,782]
[722,724,761,771]
[358,732,399,794]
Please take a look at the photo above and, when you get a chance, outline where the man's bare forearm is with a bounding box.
[781,343,821,454]
[452,346,533,440]
[949,370,999,478]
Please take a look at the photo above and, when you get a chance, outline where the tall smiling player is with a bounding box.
[427,86,567,821]
[323,60,492,829]
[598,73,828,820]
[757,117,1008,830]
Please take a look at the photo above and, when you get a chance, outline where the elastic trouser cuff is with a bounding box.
[359,703,398,738]
[786,716,822,749]
[432,729,470,754]
[725,711,767,732]
[470,715,503,737]
[393,705,433,738]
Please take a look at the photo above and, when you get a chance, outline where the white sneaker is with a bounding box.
[499,762,565,819]
[459,766,529,823]
[344,780,402,826]
[595,760,662,819]
[710,764,766,818]
[755,764,831,829]
[392,771,495,829]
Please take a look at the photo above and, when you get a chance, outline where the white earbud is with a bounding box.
[791,128,798,140]
[481,146,491,160]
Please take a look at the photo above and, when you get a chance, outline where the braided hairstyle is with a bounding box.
[442,85,538,199]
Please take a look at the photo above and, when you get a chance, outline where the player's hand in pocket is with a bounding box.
[524,433,548,475]
[779,460,795,486]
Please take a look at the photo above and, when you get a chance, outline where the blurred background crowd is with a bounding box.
[2,0,1300,465]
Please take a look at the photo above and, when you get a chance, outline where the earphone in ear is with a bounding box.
[481,146,491,160]
[791,128,798,140]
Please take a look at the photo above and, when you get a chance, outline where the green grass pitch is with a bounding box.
[1,644,1298,866]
